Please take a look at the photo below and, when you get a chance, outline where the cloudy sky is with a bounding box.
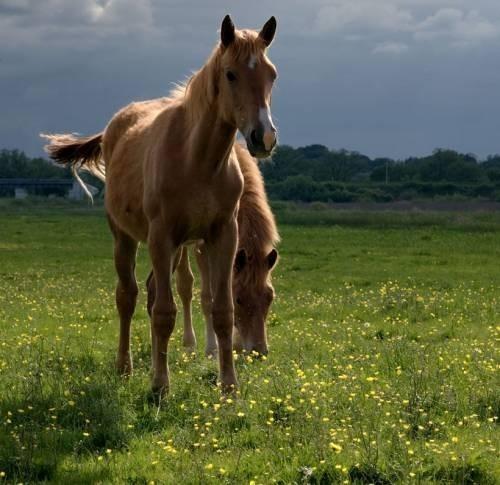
[1,0,499,159]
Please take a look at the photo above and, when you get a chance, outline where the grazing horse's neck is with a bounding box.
[187,102,237,173]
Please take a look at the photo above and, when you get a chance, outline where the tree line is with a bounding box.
[262,145,500,202]
[1,146,500,202]
[0,149,72,179]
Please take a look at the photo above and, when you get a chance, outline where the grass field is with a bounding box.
[0,201,499,484]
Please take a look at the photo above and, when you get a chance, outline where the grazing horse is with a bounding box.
[146,143,280,357]
[43,15,279,395]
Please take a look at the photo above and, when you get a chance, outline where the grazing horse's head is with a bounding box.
[232,247,279,355]
[218,15,278,158]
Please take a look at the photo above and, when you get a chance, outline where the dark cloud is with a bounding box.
[1,0,499,159]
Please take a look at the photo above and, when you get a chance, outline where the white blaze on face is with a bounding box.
[259,105,276,151]
[248,54,257,70]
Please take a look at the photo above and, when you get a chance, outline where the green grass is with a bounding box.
[0,202,499,484]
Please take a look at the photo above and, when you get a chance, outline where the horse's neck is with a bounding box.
[188,105,237,173]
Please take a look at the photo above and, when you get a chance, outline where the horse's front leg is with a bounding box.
[206,217,239,392]
[148,223,179,396]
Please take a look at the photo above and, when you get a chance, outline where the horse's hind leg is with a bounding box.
[146,270,155,318]
[145,270,156,369]
[195,245,218,357]
[175,247,197,352]
[146,248,195,354]
[109,220,138,376]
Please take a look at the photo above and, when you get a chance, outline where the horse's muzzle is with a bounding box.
[246,127,277,159]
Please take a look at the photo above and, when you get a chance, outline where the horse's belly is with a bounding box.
[105,182,149,242]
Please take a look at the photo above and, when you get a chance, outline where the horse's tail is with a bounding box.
[41,132,106,201]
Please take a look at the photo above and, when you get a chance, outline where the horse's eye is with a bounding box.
[226,71,237,82]
[236,297,243,305]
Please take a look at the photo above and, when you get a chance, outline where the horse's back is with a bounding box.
[102,97,171,163]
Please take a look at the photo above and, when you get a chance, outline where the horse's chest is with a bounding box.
[152,158,243,241]
[180,176,242,236]
[186,184,236,222]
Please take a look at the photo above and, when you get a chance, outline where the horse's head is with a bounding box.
[218,15,278,159]
[232,247,278,355]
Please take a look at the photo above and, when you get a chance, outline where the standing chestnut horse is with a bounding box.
[147,143,280,357]
[43,15,278,395]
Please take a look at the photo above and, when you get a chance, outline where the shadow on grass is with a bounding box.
[296,465,343,484]
[428,462,497,484]
[348,464,393,485]
[0,354,133,482]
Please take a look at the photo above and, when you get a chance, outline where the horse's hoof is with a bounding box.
[116,358,133,377]
[147,387,166,406]
[150,384,168,405]
[183,343,197,355]
[205,348,218,359]
[220,381,238,395]
[151,375,169,399]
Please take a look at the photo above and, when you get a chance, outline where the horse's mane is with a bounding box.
[170,29,267,123]
[234,144,279,278]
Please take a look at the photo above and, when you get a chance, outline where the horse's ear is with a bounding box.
[221,14,235,47]
[267,248,278,269]
[235,248,247,272]
[259,16,277,47]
